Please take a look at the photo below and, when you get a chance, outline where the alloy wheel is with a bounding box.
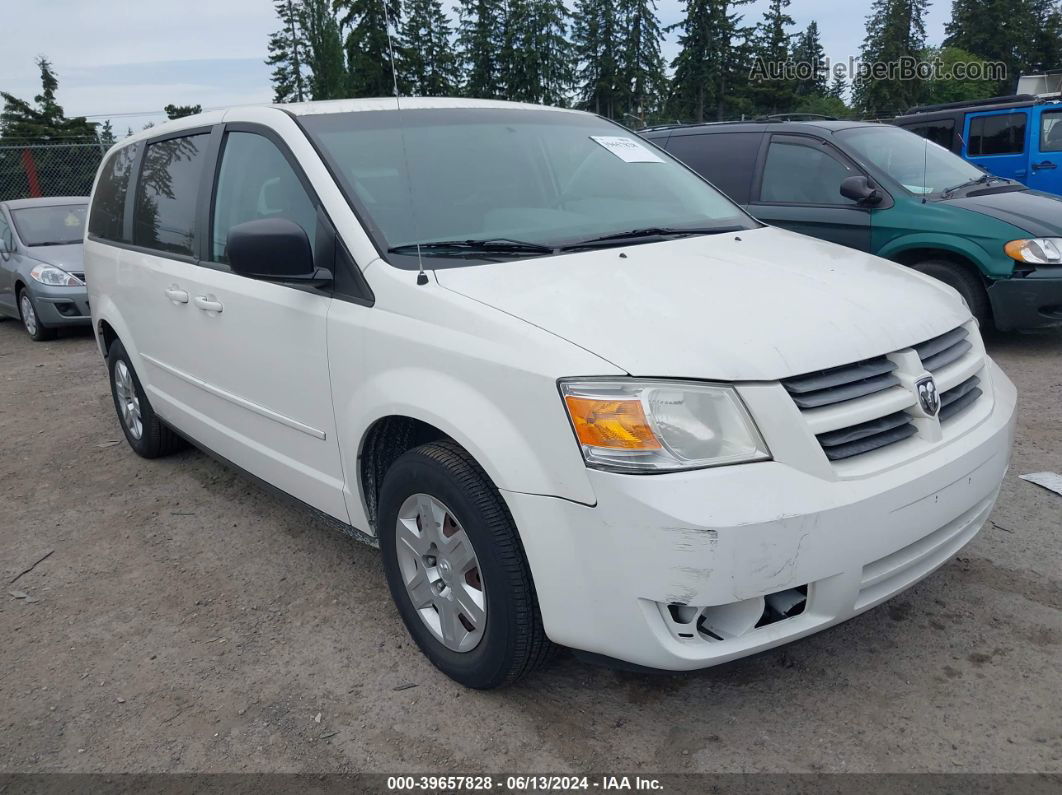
[20,294,37,336]
[113,360,143,440]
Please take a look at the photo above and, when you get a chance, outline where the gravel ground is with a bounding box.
[0,320,1059,774]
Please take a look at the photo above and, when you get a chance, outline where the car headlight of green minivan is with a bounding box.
[560,379,771,472]
[1004,238,1062,265]
[29,264,83,287]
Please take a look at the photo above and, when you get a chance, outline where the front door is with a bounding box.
[0,210,17,316]
[1027,107,1062,195]
[963,109,1030,184]
[748,134,873,252]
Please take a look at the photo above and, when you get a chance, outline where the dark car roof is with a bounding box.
[641,120,883,138]
[2,196,89,210]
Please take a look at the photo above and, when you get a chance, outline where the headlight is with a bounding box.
[1004,238,1062,265]
[30,264,83,286]
[560,379,770,472]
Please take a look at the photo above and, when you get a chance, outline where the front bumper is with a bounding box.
[30,284,91,327]
[988,270,1062,330]
[504,361,1017,671]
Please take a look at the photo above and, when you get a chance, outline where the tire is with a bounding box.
[18,288,57,341]
[378,440,553,689]
[910,259,990,327]
[106,339,184,458]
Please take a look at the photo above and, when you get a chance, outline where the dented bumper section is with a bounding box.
[503,363,1017,672]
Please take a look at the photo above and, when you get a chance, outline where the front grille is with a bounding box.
[782,323,986,464]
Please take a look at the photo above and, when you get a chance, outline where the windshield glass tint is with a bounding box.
[301,108,754,263]
[839,125,984,195]
[11,204,87,246]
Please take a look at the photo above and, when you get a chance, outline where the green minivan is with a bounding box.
[642,120,1062,331]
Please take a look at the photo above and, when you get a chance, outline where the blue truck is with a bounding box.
[895,76,1062,196]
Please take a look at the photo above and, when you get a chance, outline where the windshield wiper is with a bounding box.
[942,173,994,197]
[559,225,746,251]
[387,238,555,258]
[32,240,82,247]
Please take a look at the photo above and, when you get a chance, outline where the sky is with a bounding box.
[3,0,954,135]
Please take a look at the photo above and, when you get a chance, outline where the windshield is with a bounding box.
[301,108,756,265]
[838,125,988,196]
[11,204,87,246]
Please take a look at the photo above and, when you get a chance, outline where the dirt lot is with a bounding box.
[0,320,1059,775]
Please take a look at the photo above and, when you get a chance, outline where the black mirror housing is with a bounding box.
[226,218,326,282]
[840,175,882,205]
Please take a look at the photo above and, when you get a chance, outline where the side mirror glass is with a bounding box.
[840,175,882,205]
[226,218,328,283]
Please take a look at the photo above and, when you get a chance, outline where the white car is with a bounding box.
[85,99,1016,688]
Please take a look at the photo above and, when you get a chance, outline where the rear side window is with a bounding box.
[663,132,762,204]
[89,143,140,242]
[210,132,317,264]
[968,113,1027,156]
[1041,110,1062,152]
[133,134,209,256]
[899,119,955,151]
[759,138,857,205]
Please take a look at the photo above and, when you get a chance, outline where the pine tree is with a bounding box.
[793,21,828,97]
[501,0,573,105]
[97,120,116,149]
[401,0,460,95]
[747,0,797,115]
[572,0,621,116]
[618,0,668,124]
[851,0,929,117]
[944,0,1021,93]
[0,57,96,140]
[456,0,506,98]
[267,0,310,103]
[301,0,348,99]
[1027,0,1062,76]
[164,104,202,119]
[336,0,404,97]
[828,71,848,101]
[667,0,753,123]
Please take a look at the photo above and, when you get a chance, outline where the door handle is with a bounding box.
[193,295,224,313]
[164,287,189,304]
[1032,160,1057,170]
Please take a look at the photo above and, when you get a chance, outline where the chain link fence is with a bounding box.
[0,138,106,202]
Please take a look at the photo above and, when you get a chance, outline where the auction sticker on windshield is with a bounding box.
[590,135,665,163]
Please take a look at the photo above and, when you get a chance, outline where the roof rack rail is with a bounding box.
[901,94,1040,115]
[757,113,838,121]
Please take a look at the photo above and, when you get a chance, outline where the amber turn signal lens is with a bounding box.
[564,395,662,450]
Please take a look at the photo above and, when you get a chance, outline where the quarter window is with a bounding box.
[665,132,762,204]
[968,113,1027,156]
[1041,110,1062,153]
[132,134,209,256]
[0,213,13,252]
[759,138,857,205]
[210,132,317,264]
[88,143,140,243]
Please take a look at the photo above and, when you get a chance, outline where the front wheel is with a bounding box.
[910,259,990,327]
[19,290,57,341]
[378,440,553,689]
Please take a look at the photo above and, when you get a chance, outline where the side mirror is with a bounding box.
[840,175,883,205]
[226,218,330,284]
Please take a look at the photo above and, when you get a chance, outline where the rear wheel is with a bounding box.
[107,339,184,458]
[18,289,57,341]
[378,440,553,689]
[910,259,990,326]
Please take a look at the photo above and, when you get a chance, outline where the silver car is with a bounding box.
[0,196,90,340]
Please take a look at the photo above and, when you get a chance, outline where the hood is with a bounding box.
[434,226,970,381]
[946,188,1062,237]
[25,244,84,273]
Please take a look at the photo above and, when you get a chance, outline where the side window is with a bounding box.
[901,120,955,151]
[88,143,140,243]
[759,138,857,205]
[664,132,762,204]
[132,134,209,256]
[1041,110,1062,153]
[210,131,317,264]
[968,112,1027,156]
[0,212,13,252]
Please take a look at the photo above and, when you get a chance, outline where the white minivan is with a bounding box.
[85,99,1016,688]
